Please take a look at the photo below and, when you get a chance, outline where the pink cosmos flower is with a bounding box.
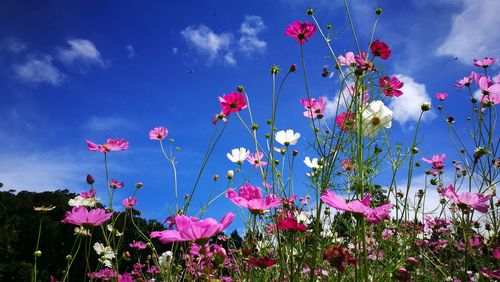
[473,57,497,68]
[354,52,376,72]
[455,72,476,88]
[149,127,168,140]
[88,268,117,280]
[321,191,392,224]
[110,179,124,189]
[370,40,391,60]
[122,197,138,209]
[422,154,446,171]
[300,97,326,118]
[340,159,356,172]
[129,240,147,250]
[80,188,96,198]
[118,273,134,282]
[212,112,228,125]
[150,213,234,244]
[478,76,500,95]
[218,92,247,116]
[379,76,404,97]
[441,184,491,213]
[247,151,268,168]
[435,92,448,101]
[277,211,307,232]
[284,21,316,45]
[336,112,355,132]
[86,138,129,153]
[61,206,113,227]
[226,183,281,214]
[338,52,356,66]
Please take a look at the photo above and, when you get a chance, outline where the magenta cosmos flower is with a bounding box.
[422,154,446,171]
[473,57,497,68]
[122,197,138,209]
[441,185,491,213]
[336,112,355,132]
[218,92,247,116]
[129,240,147,250]
[86,138,129,153]
[150,213,234,244]
[61,206,113,227]
[379,76,404,97]
[370,40,391,60]
[435,92,448,101]
[284,21,316,45]
[321,191,392,224]
[226,183,281,214]
[110,179,124,189]
[300,97,326,118]
[149,127,168,140]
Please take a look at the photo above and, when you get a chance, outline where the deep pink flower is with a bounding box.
[300,96,326,118]
[320,191,392,224]
[150,213,234,244]
[88,268,117,280]
[284,21,316,45]
[226,183,281,214]
[422,154,446,170]
[149,127,168,140]
[80,188,96,198]
[118,273,133,282]
[86,138,128,153]
[473,57,497,68]
[122,197,138,209]
[61,206,113,227]
[247,151,268,168]
[441,184,491,213]
[277,211,307,232]
[218,92,247,116]
[110,179,124,189]
[370,40,391,60]
[435,92,448,101]
[491,248,500,259]
[379,76,404,97]
[481,268,500,279]
[336,112,355,132]
[338,52,356,67]
[129,240,147,250]
[249,256,277,269]
[354,52,376,72]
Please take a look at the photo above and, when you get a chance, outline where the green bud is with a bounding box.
[306,8,314,15]
[375,7,383,15]
[34,250,42,257]
[421,102,431,111]
[251,123,258,130]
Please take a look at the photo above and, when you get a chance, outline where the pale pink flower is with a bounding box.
[435,92,448,101]
[473,57,497,68]
[300,97,326,119]
[122,197,138,209]
[422,154,446,170]
[129,240,147,250]
[247,151,268,168]
[455,72,476,88]
[441,184,491,213]
[341,159,356,172]
[61,206,113,227]
[218,92,247,116]
[478,76,500,95]
[86,138,128,153]
[226,183,281,214]
[110,179,124,189]
[150,213,234,244]
[338,52,356,67]
[321,191,392,224]
[379,76,404,97]
[149,127,168,140]
[284,21,316,45]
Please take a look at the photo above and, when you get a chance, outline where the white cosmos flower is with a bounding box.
[304,157,320,170]
[68,196,98,207]
[275,129,301,146]
[362,100,393,137]
[159,251,173,267]
[226,147,250,164]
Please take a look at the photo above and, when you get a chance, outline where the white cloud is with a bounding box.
[84,116,134,131]
[389,74,434,124]
[2,37,27,53]
[57,38,105,68]
[436,0,500,63]
[126,44,135,58]
[172,47,178,55]
[13,54,64,86]
[181,25,232,63]
[238,15,267,54]
[224,52,236,66]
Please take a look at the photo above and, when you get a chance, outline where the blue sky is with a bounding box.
[0,0,499,226]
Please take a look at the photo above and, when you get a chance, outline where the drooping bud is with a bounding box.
[86,174,95,185]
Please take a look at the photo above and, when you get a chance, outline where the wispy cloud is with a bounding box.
[2,37,27,54]
[389,74,435,124]
[84,116,135,131]
[126,44,135,58]
[13,54,64,86]
[181,25,232,63]
[57,38,105,69]
[238,15,267,55]
[436,0,500,63]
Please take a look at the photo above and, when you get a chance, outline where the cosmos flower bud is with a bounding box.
[251,123,258,130]
[326,24,332,30]
[430,179,437,185]
[227,170,234,179]
[421,102,431,111]
[270,65,280,75]
[86,174,95,185]
[135,182,143,189]
[289,64,297,72]
[213,175,219,181]
[183,194,189,200]
[34,250,42,257]
[66,255,72,261]
[292,150,298,156]
[411,147,419,154]
[447,116,455,124]
[375,7,383,15]
[236,85,245,93]
[306,8,314,15]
